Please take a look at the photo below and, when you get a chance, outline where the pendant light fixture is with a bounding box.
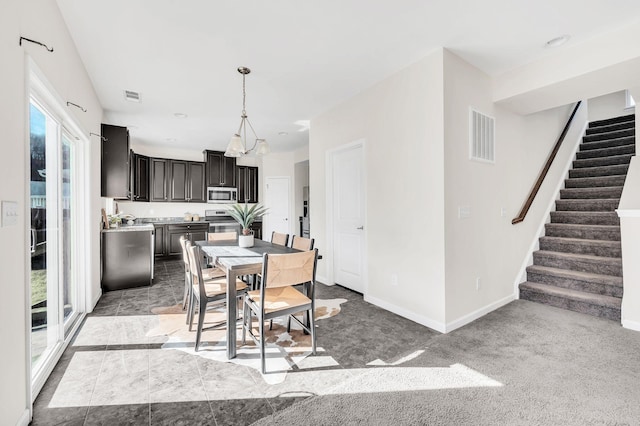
[224,66,270,157]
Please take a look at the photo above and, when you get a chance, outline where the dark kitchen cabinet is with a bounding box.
[164,160,206,202]
[154,224,165,257]
[130,152,150,202]
[150,159,169,202]
[166,223,209,256]
[169,160,188,202]
[101,123,130,198]
[188,162,206,202]
[250,221,262,240]
[204,150,236,187]
[236,165,259,203]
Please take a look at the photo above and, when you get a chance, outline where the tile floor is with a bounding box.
[32,259,437,425]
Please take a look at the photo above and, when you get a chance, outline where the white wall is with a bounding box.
[616,86,640,331]
[588,91,631,122]
[442,50,588,326]
[310,50,447,329]
[294,160,309,236]
[0,1,103,423]
[494,22,640,115]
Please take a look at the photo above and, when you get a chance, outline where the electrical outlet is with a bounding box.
[391,274,398,287]
[476,277,481,291]
[500,207,507,217]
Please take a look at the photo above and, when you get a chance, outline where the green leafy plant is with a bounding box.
[227,203,268,235]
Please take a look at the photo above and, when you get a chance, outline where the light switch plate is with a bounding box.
[1,201,18,227]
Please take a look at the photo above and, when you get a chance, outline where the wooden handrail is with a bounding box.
[512,101,582,225]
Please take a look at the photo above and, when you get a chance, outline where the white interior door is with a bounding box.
[264,177,291,240]
[332,143,365,293]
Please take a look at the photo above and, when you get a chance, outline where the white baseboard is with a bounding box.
[17,408,30,426]
[364,295,447,333]
[622,318,640,332]
[366,293,516,334]
[90,289,102,312]
[444,293,516,333]
[316,275,333,286]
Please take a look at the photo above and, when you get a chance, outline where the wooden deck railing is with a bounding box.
[512,101,582,225]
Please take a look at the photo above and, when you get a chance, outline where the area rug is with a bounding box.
[148,298,347,384]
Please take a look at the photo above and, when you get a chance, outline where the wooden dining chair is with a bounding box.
[207,231,238,241]
[242,249,318,374]
[290,235,314,251]
[186,241,248,351]
[179,235,225,319]
[270,231,289,246]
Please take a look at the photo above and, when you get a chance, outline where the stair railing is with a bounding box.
[512,101,583,225]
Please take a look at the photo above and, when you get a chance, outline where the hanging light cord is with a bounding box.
[236,70,260,152]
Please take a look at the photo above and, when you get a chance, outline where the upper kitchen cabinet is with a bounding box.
[168,160,206,202]
[236,165,259,203]
[130,152,150,202]
[150,158,169,202]
[204,150,236,187]
[101,124,130,198]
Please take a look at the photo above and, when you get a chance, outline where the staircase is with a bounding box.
[520,113,635,321]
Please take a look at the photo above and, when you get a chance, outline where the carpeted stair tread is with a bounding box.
[589,113,635,127]
[555,198,620,212]
[564,175,627,188]
[539,236,621,257]
[520,281,622,309]
[582,128,634,143]
[585,120,635,135]
[579,136,635,151]
[522,113,632,320]
[550,211,619,225]
[568,163,629,178]
[533,250,622,276]
[526,265,622,287]
[526,265,623,297]
[559,186,622,199]
[572,153,633,169]
[576,144,635,159]
[544,223,620,241]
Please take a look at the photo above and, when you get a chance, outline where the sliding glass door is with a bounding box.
[29,97,80,377]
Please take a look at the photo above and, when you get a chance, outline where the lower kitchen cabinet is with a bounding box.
[166,223,209,256]
[153,224,166,257]
[250,222,262,240]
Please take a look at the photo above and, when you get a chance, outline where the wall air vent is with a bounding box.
[124,90,141,103]
[469,108,495,163]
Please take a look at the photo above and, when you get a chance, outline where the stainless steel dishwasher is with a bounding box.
[101,224,154,291]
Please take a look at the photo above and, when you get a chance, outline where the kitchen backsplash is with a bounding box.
[114,201,233,219]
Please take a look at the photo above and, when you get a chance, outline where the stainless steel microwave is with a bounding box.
[207,187,237,203]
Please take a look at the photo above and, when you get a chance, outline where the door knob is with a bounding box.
[357,226,364,230]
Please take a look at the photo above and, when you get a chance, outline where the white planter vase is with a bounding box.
[238,234,254,248]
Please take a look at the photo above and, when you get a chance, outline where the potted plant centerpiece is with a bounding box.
[227,203,268,248]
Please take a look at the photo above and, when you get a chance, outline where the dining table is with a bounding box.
[195,238,299,359]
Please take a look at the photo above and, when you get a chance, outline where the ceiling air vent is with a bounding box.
[124,90,141,103]
[469,108,495,163]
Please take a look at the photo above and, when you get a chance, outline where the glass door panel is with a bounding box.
[62,134,78,331]
[29,100,57,369]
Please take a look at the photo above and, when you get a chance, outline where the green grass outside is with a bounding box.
[31,270,47,306]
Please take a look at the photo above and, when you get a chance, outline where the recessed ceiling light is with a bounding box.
[278,131,288,136]
[174,113,188,119]
[545,35,570,48]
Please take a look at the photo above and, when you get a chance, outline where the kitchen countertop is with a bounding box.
[102,223,155,233]
[140,218,210,225]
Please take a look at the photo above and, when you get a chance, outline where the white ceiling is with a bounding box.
[56,0,640,154]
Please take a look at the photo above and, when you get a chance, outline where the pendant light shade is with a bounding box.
[224,133,244,157]
[224,67,270,157]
